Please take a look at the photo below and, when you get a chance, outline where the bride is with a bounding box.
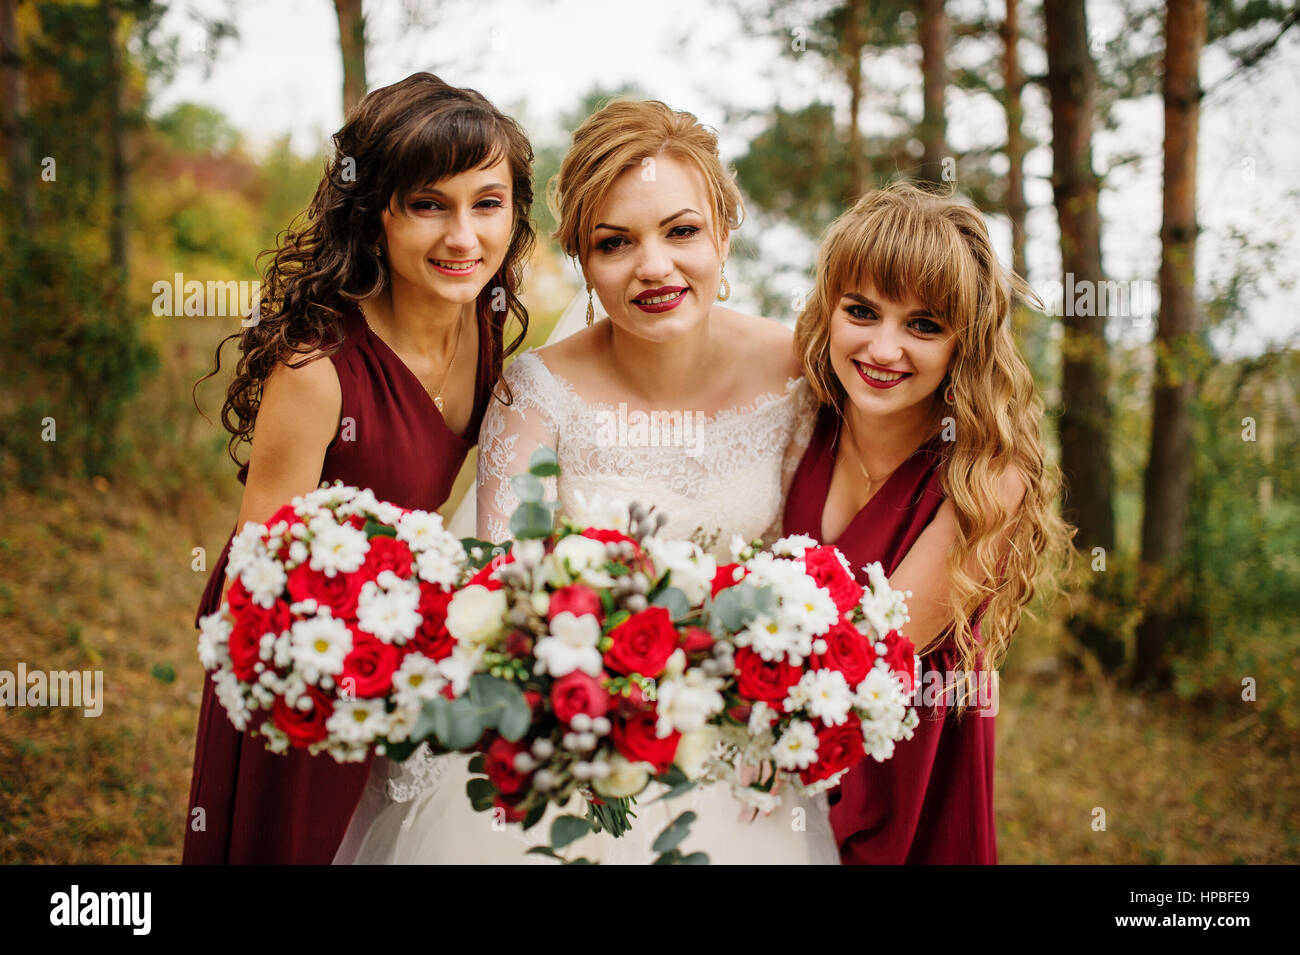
[335,99,838,864]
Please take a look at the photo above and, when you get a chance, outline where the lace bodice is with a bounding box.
[476,350,818,557]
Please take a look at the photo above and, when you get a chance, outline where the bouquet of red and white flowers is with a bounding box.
[196,453,919,863]
[196,483,470,763]
[702,535,920,811]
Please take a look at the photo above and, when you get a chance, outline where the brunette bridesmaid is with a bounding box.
[784,183,1073,864]
[183,73,534,864]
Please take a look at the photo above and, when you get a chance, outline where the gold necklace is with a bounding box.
[431,313,466,414]
[842,416,903,490]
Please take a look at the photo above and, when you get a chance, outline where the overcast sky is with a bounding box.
[154,0,1300,358]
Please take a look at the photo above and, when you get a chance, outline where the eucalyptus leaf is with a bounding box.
[529,446,560,477]
[509,472,544,503]
[652,810,698,853]
[509,501,554,540]
[651,586,690,621]
[550,814,595,850]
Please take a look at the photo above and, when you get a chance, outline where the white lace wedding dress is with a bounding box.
[334,349,839,865]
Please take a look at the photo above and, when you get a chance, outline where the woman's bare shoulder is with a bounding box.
[715,307,803,387]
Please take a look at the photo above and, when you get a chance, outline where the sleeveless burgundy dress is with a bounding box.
[182,302,497,865]
[784,405,997,865]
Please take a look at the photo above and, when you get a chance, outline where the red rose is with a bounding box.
[484,737,532,795]
[611,710,679,774]
[359,535,414,582]
[228,599,291,681]
[226,576,252,615]
[711,563,748,597]
[286,563,365,620]
[345,514,367,530]
[551,671,610,724]
[342,627,403,698]
[411,584,455,660]
[799,713,866,784]
[605,607,678,678]
[548,584,603,623]
[467,550,515,591]
[882,630,917,693]
[266,503,299,528]
[812,619,873,687]
[680,626,715,655]
[802,546,864,614]
[734,647,802,709]
[271,686,333,747]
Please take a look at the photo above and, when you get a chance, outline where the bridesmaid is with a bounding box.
[784,182,1073,864]
[183,73,535,864]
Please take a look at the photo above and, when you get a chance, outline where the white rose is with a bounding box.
[673,726,719,780]
[445,585,507,646]
[553,534,608,575]
[593,753,651,799]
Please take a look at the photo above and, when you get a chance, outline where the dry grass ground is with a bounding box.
[1,477,1296,864]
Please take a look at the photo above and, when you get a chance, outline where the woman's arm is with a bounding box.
[475,359,560,544]
[888,465,1027,654]
[213,355,341,606]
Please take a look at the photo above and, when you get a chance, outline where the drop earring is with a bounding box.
[717,263,730,302]
[585,284,595,327]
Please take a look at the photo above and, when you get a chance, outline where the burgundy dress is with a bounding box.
[183,302,497,865]
[784,405,997,865]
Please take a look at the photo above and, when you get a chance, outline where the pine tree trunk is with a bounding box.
[1135,0,1206,685]
[102,0,129,293]
[918,0,949,185]
[1002,0,1028,282]
[335,0,367,118]
[840,0,869,197]
[1044,0,1122,669]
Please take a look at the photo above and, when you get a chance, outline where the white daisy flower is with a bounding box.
[289,614,352,683]
[327,697,388,744]
[395,509,449,552]
[788,668,855,726]
[773,720,819,771]
[226,521,268,579]
[356,573,422,644]
[240,554,288,608]
[308,517,370,577]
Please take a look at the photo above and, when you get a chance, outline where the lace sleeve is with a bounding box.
[476,353,563,544]
[764,377,819,546]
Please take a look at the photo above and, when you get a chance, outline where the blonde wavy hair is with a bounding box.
[548,99,743,260]
[795,181,1074,712]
